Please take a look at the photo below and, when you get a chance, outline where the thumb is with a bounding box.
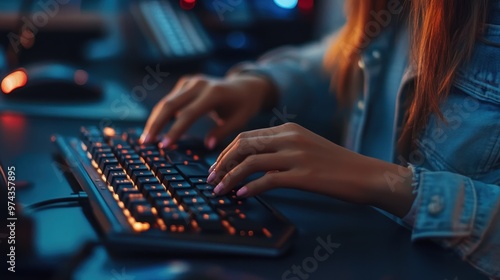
[205,115,247,150]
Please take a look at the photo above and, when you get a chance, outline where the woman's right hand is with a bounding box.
[140,74,277,149]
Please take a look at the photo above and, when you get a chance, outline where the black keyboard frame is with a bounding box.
[53,135,295,257]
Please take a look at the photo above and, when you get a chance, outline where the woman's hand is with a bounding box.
[207,123,416,217]
[140,74,277,149]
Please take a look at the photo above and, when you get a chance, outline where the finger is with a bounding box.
[141,81,198,143]
[213,153,289,195]
[236,171,291,197]
[168,75,191,97]
[204,112,248,151]
[208,111,225,126]
[208,135,278,184]
[160,91,217,147]
[215,126,280,168]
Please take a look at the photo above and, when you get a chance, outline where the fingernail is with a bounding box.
[208,162,217,173]
[206,137,217,150]
[159,137,171,149]
[207,171,216,184]
[213,182,224,194]
[236,186,248,197]
[139,134,150,144]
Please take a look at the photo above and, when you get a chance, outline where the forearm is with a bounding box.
[303,150,416,217]
[318,154,416,218]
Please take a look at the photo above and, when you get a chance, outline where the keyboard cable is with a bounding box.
[23,191,89,213]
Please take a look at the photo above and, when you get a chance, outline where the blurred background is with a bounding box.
[0,0,344,122]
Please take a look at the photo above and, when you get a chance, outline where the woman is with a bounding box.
[140,0,500,278]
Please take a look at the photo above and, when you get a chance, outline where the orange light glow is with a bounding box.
[1,70,28,94]
[103,127,116,137]
[0,113,27,150]
[262,228,272,238]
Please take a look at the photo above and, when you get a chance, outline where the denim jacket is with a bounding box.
[229,3,500,279]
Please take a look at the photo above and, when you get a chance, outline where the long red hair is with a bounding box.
[324,0,488,145]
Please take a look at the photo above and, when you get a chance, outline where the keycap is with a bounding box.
[140,150,161,158]
[92,147,112,159]
[89,142,110,155]
[119,153,140,163]
[115,148,134,156]
[166,181,192,192]
[188,177,207,185]
[126,164,149,176]
[123,159,144,170]
[118,187,140,201]
[181,195,206,206]
[135,144,157,154]
[151,162,172,174]
[131,204,156,224]
[142,184,165,195]
[194,213,223,232]
[136,176,160,190]
[145,156,168,166]
[123,193,147,209]
[113,181,134,193]
[174,189,199,200]
[176,163,207,177]
[107,171,127,184]
[131,170,155,184]
[95,152,115,161]
[209,197,232,206]
[202,190,217,199]
[160,210,190,227]
[99,158,119,171]
[153,198,177,208]
[147,190,171,201]
[84,141,109,155]
[188,205,213,215]
[103,165,123,179]
[162,174,185,183]
[196,184,214,191]
[156,167,179,181]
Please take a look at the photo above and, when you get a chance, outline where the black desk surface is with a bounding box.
[0,113,487,280]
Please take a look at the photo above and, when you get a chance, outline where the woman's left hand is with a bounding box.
[207,123,393,205]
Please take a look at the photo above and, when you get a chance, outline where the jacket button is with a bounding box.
[428,195,444,215]
[358,59,365,69]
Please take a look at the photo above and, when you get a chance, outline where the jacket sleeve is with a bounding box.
[227,35,341,139]
[405,166,500,279]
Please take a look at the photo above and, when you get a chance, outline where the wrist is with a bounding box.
[364,159,416,218]
[227,73,279,109]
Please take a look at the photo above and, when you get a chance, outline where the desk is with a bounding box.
[0,114,487,280]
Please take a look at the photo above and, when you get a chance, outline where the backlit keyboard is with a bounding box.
[53,126,295,256]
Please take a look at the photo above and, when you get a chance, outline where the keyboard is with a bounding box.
[53,126,295,256]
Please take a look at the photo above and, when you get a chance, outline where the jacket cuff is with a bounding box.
[410,166,476,240]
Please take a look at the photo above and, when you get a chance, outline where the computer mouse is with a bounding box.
[1,63,102,102]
